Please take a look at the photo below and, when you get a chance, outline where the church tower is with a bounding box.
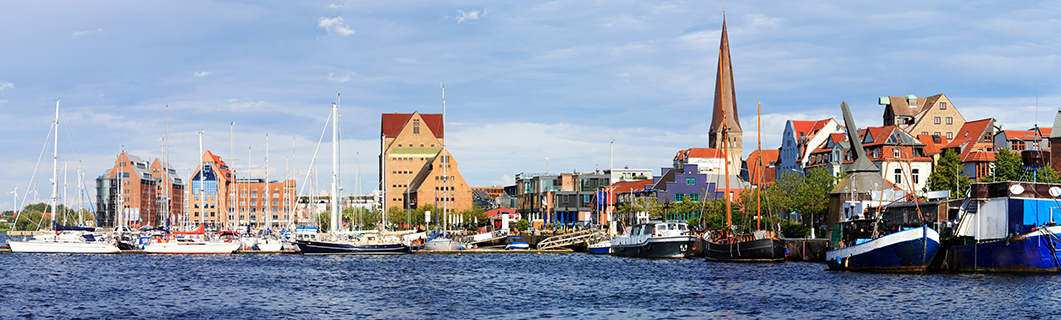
[707,16,743,175]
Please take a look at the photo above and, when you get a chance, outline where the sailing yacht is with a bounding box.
[295,94,410,255]
[9,100,120,254]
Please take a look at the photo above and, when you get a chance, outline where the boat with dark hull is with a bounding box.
[296,240,410,255]
[827,225,939,272]
[611,221,695,258]
[705,230,787,262]
[941,179,1061,272]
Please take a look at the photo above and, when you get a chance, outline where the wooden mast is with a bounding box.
[757,102,762,231]
[720,47,731,227]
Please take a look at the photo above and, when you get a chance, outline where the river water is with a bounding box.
[2,248,1060,319]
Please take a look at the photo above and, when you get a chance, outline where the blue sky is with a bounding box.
[2,1,1060,211]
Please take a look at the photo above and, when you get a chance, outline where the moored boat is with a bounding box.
[296,231,410,255]
[827,225,939,272]
[424,233,464,251]
[705,229,787,262]
[611,221,695,258]
[504,236,529,250]
[587,239,611,254]
[143,225,241,254]
[941,179,1061,272]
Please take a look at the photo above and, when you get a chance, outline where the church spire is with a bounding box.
[709,16,741,147]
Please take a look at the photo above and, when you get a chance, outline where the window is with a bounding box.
[934,117,941,124]
[194,212,200,217]
[912,169,919,184]
[251,201,257,206]
[946,117,953,125]
[251,215,256,220]
[194,195,199,201]
[872,149,879,159]
[272,200,278,206]
[413,119,420,134]
[675,193,685,202]
[934,132,941,137]
[893,148,900,158]
[686,177,695,185]
[228,215,234,220]
[922,132,929,136]
[947,132,953,140]
[940,102,947,109]
[273,215,279,220]
[690,193,700,202]
[894,168,902,184]
[273,193,279,198]
[251,193,257,198]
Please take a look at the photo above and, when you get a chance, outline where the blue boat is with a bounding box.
[941,180,1061,272]
[827,225,940,272]
[586,240,611,254]
[504,236,529,250]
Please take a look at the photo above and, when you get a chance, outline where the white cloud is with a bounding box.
[72,28,103,38]
[0,100,7,104]
[193,71,211,77]
[601,23,613,28]
[0,81,12,92]
[318,16,356,36]
[618,72,629,77]
[454,9,487,24]
[747,14,779,28]
[327,70,356,83]
[327,3,344,9]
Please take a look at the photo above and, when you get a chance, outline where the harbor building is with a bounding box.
[994,127,1051,153]
[602,167,652,184]
[777,118,845,174]
[707,17,743,175]
[380,112,473,214]
[743,149,778,187]
[186,150,296,229]
[880,93,965,140]
[1051,109,1061,173]
[95,151,184,228]
[515,172,609,229]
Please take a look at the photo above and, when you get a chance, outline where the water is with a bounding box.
[2,251,1060,319]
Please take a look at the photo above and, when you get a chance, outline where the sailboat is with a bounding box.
[295,94,411,255]
[143,132,240,254]
[9,100,120,254]
[703,41,786,261]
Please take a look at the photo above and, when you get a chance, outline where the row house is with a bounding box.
[804,126,933,196]
[777,118,845,174]
[742,149,778,187]
[941,118,999,181]
[880,93,966,140]
[994,126,1051,152]
[515,172,609,229]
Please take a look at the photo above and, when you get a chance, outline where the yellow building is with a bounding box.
[380,112,473,214]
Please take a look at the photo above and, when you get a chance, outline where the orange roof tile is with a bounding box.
[609,180,654,193]
[381,113,444,138]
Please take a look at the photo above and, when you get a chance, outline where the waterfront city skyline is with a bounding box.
[1,1,1059,211]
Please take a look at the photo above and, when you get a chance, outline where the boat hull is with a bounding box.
[826,226,940,272]
[611,236,694,258]
[143,242,241,254]
[296,240,411,255]
[587,241,611,254]
[425,239,463,251]
[9,241,120,254]
[705,238,787,262]
[944,226,1061,272]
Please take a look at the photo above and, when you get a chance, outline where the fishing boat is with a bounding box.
[8,100,120,254]
[824,102,939,272]
[294,95,410,255]
[611,221,695,258]
[942,151,1061,272]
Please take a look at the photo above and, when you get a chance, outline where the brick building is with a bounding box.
[380,112,473,214]
[95,151,184,228]
[187,150,296,229]
[881,93,965,140]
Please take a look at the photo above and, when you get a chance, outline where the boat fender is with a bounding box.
[785,248,790,257]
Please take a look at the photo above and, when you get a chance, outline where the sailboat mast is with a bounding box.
[757,102,762,231]
[718,49,732,227]
[198,131,205,228]
[164,105,169,228]
[231,122,237,230]
[331,97,339,234]
[441,84,448,230]
[51,100,59,228]
[266,133,270,229]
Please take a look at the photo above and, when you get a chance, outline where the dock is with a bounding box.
[785,238,829,262]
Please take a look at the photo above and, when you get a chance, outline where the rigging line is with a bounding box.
[14,117,57,230]
[295,105,334,224]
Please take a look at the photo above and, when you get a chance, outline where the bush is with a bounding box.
[516,219,529,231]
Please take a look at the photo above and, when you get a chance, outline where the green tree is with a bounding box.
[516,219,529,231]
[926,149,971,199]
[985,148,1022,182]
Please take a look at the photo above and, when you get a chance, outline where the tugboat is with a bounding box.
[611,221,695,258]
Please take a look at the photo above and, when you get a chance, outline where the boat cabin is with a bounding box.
[954,181,1061,242]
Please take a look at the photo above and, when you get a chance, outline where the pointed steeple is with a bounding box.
[709,16,742,146]
[708,16,743,177]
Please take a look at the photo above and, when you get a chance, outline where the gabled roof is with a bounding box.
[673,148,724,161]
[942,118,996,162]
[381,112,444,138]
[1001,128,1050,141]
[789,119,835,139]
[917,134,948,156]
[884,94,944,116]
[860,125,923,147]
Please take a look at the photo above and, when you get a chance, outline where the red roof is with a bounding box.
[790,119,834,139]
[205,151,234,182]
[485,208,516,217]
[941,118,996,162]
[746,149,778,185]
[381,113,444,138]
[609,180,654,193]
[673,148,724,161]
[917,134,948,156]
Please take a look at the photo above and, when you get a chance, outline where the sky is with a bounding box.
[2,1,1060,211]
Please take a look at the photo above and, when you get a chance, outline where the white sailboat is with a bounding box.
[143,131,240,254]
[9,100,120,254]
